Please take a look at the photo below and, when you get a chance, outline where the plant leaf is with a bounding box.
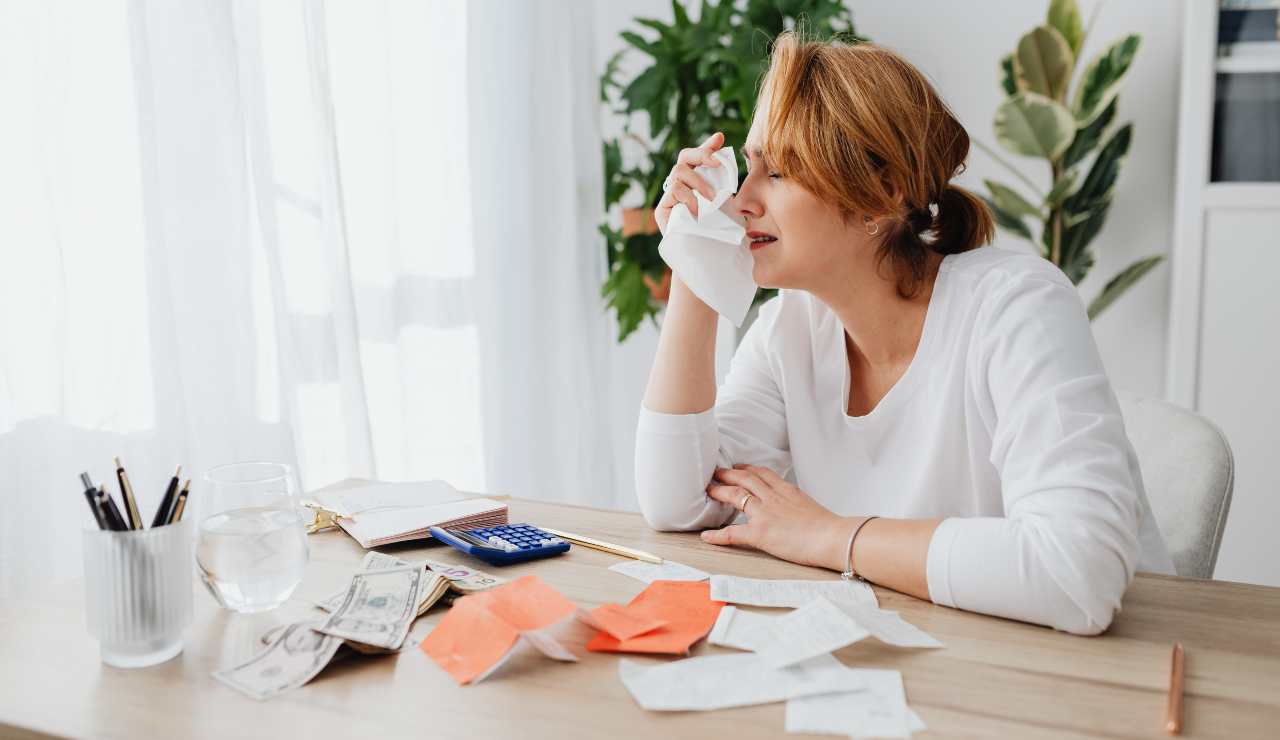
[620,30,659,58]
[1073,34,1141,126]
[1000,54,1018,96]
[985,179,1043,219]
[602,261,658,342]
[981,194,1035,242]
[1044,170,1078,208]
[1061,97,1116,169]
[671,0,691,28]
[1087,255,1164,320]
[994,91,1077,160]
[1064,123,1132,214]
[620,65,666,113]
[1058,233,1096,284]
[602,139,630,208]
[600,49,627,102]
[1014,25,1074,101]
[1047,0,1084,57]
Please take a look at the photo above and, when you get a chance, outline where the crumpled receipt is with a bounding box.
[658,145,757,326]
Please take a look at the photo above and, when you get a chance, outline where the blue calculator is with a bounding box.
[428,523,571,566]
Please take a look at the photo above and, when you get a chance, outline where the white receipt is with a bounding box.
[710,575,878,608]
[785,669,911,738]
[834,602,944,649]
[709,601,942,656]
[708,606,775,652]
[519,629,578,663]
[609,560,709,584]
[751,598,871,668]
[619,653,864,712]
[471,621,579,684]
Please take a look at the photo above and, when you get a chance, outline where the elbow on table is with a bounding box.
[634,475,710,532]
[636,494,700,532]
[1024,522,1137,636]
[1050,598,1115,637]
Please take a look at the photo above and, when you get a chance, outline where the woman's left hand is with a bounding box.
[702,464,854,570]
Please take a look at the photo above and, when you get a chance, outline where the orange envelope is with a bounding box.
[586,580,724,655]
[420,575,577,684]
[578,603,669,641]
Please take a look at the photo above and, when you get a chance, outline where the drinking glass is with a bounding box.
[196,462,309,613]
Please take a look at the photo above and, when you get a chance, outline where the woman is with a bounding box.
[635,33,1174,636]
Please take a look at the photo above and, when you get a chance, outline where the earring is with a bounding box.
[864,217,880,236]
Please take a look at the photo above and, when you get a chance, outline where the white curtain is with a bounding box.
[0,0,619,598]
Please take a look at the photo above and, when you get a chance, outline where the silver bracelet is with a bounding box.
[840,516,879,582]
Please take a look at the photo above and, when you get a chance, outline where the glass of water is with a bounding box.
[197,462,309,613]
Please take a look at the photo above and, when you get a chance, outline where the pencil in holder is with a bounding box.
[82,518,193,668]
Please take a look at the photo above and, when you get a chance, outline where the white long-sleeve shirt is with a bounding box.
[635,246,1174,636]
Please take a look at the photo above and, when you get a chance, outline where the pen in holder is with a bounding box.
[82,518,193,668]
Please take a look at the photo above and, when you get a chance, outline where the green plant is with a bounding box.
[978,0,1162,320]
[599,0,861,342]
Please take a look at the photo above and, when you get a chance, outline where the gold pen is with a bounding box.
[114,456,143,530]
[168,480,191,524]
[540,527,663,564]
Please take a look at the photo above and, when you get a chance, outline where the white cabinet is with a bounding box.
[1198,212,1280,587]
[1169,2,1280,586]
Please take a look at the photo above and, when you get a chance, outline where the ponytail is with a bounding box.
[878,184,995,299]
[932,184,995,255]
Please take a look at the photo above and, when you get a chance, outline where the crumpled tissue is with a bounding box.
[658,146,757,327]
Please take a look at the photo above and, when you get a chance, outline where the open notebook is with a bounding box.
[316,480,507,549]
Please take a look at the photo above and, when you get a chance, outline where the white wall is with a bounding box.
[592,1,1183,515]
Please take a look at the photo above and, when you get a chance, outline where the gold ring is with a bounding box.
[739,490,753,514]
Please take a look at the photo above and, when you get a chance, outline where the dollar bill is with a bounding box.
[215,622,343,701]
[423,558,506,594]
[315,553,505,613]
[265,571,449,654]
[314,552,409,612]
[340,573,452,654]
[314,564,424,650]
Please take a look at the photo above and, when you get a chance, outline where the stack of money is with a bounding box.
[313,551,506,613]
[214,552,504,700]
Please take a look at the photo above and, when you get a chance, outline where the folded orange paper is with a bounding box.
[578,603,669,641]
[421,575,577,684]
[586,580,724,655]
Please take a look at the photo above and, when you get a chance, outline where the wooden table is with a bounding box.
[2,495,1279,739]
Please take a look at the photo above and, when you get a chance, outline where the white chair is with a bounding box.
[1117,391,1235,579]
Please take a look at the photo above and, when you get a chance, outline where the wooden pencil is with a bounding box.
[1166,642,1184,735]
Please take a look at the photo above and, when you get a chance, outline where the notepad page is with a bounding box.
[338,498,507,548]
[330,480,464,515]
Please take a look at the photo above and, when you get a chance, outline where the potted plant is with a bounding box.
[978,0,1163,319]
[599,0,862,342]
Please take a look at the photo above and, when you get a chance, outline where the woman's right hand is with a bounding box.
[655,131,725,235]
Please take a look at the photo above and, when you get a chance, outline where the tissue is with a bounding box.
[658,146,757,327]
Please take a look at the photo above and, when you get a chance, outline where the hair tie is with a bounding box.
[906,205,933,233]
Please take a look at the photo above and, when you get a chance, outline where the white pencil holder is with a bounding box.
[82,519,193,668]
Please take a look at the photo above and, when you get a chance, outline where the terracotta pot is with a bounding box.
[620,207,671,302]
[620,207,658,238]
[643,269,673,303]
